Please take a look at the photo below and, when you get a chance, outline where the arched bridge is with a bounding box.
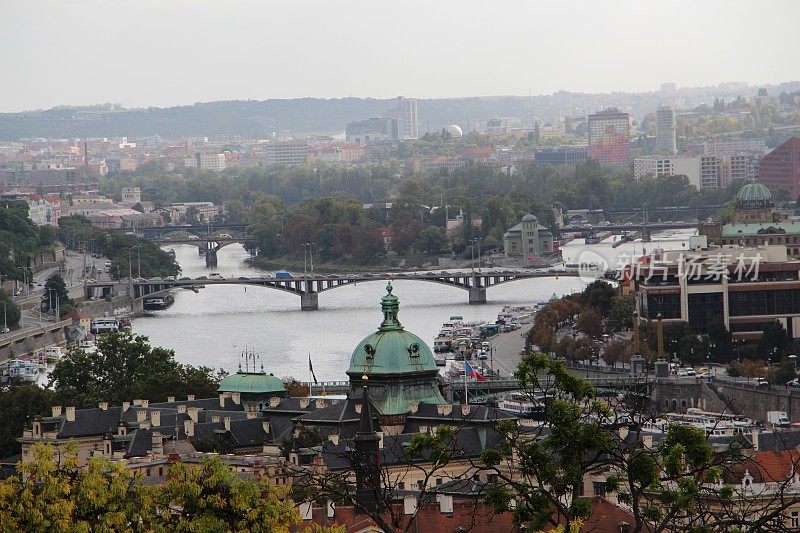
[86,270,582,310]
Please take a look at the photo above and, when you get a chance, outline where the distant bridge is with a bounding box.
[85,270,582,310]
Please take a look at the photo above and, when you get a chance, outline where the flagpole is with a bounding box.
[464,362,469,406]
[308,352,312,397]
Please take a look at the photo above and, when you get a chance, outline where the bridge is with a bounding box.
[154,237,256,268]
[304,375,655,404]
[560,221,698,242]
[85,270,581,310]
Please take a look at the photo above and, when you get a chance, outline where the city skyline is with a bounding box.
[2,0,800,112]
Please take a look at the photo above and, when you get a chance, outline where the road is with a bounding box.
[487,325,532,377]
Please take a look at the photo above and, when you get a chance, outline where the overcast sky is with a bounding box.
[2,0,799,112]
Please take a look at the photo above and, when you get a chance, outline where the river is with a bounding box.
[134,229,696,381]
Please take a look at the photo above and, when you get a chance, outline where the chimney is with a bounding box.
[315,399,326,409]
[137,410,147,423]
[65,406,76,422]
[643,435,653,449]
[269,397,280,408]
[187,394,195,401]
[752,428,760,451]
[184,419,195,437]
[437,404,453,416]
[461,404,470,416]
[151,410,161,427]
[246,411,257,419]
[219,394,226,408]
[151,432,163,459]
[619,427,629,440]
[231,392,241,405]
[404,495,418,515]
[377,431,384,449]
[300,398,310,409]
[133,399,143,407]
[223,417,231,431]
[103,433,112,456]
[52,406,62,417]
[187,406,199,422]
[122,401,131,412]
[98,401,108,411]
[167,396,176,403]
[141,399,149,408]
[117,421,127,436]
[262,418,271,434]
[355,403,362,414]
[328,434,340,445]
[409,402,418,413]
[177,404,186,413]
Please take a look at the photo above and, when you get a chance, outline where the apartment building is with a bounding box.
[655,105,677,155]
[587,108,630,165]
[264,140,309,166]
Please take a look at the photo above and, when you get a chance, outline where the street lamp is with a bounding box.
[790,354,797,371]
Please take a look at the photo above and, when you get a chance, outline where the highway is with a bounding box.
[486,324,531,377]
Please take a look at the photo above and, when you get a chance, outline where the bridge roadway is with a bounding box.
[305,375,653,403]
[85,270,581,311]
[560,221,698,233]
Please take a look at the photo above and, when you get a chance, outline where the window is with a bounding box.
[592,482,606,497]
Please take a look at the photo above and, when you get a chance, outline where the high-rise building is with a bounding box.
[758,137,800,196]
[264,140,309,166]
[587,108,630,166]
[196,153,226,172]
[655,106,677,156]
[384,97,418,140]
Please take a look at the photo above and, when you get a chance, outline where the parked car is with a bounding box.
[787,378,800,388]
[755,378,770,388]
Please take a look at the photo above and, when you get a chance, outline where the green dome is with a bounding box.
[218,372,286,394]
[521,213,538,222]
[348,283,439,377]
[737,183,772,208]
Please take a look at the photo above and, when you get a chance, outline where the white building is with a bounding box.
[655,106,677,156]
[634,156,702,188]
[703,137,767,156]
[384,97,418,140]
[264,140,309,166]
[121,187,141,206]
[198,153,226,172]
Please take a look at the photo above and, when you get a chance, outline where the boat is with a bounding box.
[6,359,39,382]
[143,293,175,310]
[44,345,64,363]
[498,393,545,419]
[91,318,119,334]
[433,353,447,366]
[78,340,99,354]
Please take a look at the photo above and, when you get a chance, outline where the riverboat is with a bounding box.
[143,293,175,311]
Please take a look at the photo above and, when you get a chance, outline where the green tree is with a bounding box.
[0,382,54,458]
[581,280,616,314]
[757,321,791,361]
[41,274,73,317]
[158,454,300,532]
[769,356,797,385]
[607,294,635,332]
[575,307,604,339]
[0,290,21,329]
[413,226,450,255]
[50,330,224,408]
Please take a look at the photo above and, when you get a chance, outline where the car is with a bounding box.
[329,274,341,279]
[788,379,800,388]
[347,274,357,279]
[238,276,250,280]
[363,273,374,278]
[477,351,488,361]
[86,279,96,283]
[165,276,175,281]
[380,273,391,279]
[1,327,10,333]
[179,277,191,281]
[755,378,770,388]
[197,276,208,280]
[695,372,711,380]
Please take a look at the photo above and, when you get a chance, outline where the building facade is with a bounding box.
[587,108,630,165]
[264,140,309,166]
[534,146,588,165]
[655,105,677,156]
[758,137,800,196]
[502,214,554,258]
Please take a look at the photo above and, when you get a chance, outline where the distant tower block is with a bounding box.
[656,105,677,156]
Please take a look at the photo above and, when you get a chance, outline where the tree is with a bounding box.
[769,356,797,385]
[602,339,633,367]
[581,280,616,314]
[412,226,450,255]
[0,290,21,329]
[0,382,54,458]
[757,321,791,361]
[41,274,73,317]
[607,294,635,332]
[50,330,224,408]
[575,307,604,339]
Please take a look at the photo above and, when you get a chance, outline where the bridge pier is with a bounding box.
[205,247,218,268]
[468,287,486,304]
[300,292,319,311]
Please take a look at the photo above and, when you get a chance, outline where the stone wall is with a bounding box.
[0,327,66,362]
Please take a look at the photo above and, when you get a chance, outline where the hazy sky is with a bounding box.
[2,0,799,112]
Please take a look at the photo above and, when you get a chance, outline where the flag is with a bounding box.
[464,361,486,381]
[308,353,318,385]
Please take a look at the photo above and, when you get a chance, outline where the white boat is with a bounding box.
[78,340,99,354]
[44,346,64,362]
[7,359,39,382]
[498,393,545,418]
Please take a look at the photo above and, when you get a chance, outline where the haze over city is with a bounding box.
[3,0,800,111]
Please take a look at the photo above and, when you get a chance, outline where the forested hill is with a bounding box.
[0,96,549,139]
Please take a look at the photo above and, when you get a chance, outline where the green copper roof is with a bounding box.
[218,372,286,394]
[348,283,439,377]
[736,183,772,208]
[721,221,800,238]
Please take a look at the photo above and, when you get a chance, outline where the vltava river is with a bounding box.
[135,229,695,381]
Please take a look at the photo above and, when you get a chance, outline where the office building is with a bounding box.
[534,146,588,165]
[704,137,767,156]
[345,118,389,144]
[587,108,630,165]
[630,244,800,339]
[264,140,309,166]
[655,106,677,155]
[384,97,418,140]
[197,153,226,172]
[758,137,800,196]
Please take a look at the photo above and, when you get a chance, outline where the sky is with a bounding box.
[2,0,800,112]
